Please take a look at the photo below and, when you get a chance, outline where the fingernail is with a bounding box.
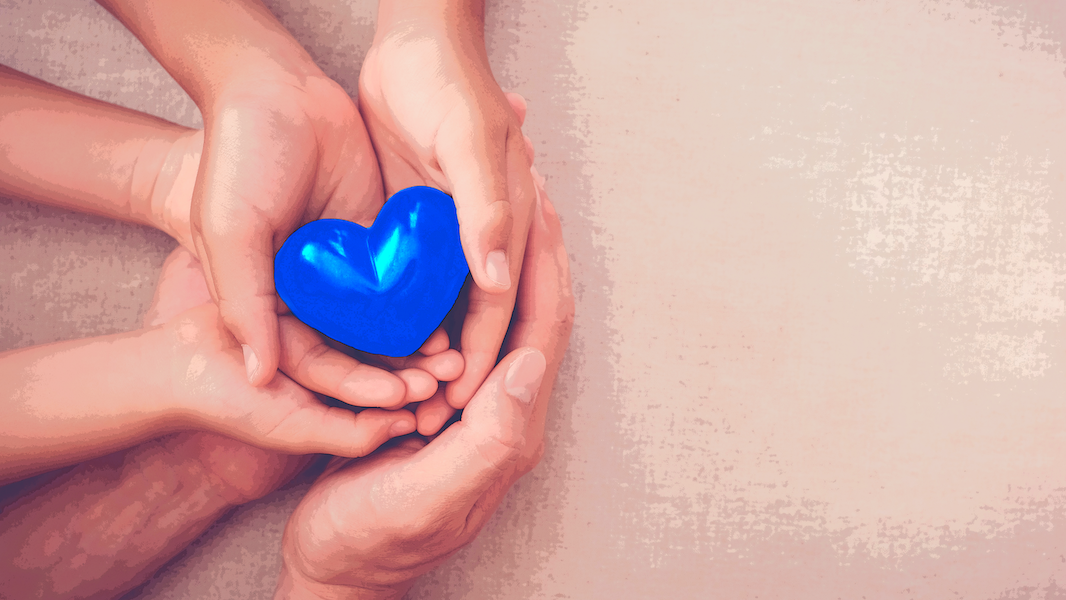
[242,344,260,382]
[390,419,415,436]
[505,349,546,404]
[485,249,511,289]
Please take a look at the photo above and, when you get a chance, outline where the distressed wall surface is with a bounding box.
[2,0,1066,598]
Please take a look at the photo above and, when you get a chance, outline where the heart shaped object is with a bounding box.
[274,186,469,357]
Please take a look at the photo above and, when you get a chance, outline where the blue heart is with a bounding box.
[274,186,469,357]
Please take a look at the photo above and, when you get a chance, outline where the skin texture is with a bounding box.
[0,242,468,599]
[97,0,389,388]
[0,2,573,594]
[0,244,307,600]
[360,0,538,413]
[0,63,468,483]
[275,177,573,600]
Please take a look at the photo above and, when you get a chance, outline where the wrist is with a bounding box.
[99,0,324,110]
[141,129,202,250]
[374,0,485,44]
[127,326,189,428]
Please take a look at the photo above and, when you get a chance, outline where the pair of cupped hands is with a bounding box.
[136,14,573,600]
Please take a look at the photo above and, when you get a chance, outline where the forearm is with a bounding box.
[0,65,190,227]
[0,434,239,599]
[0,327,178,484]
[96,0,322,108]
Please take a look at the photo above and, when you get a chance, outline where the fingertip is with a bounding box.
[418,328,451,356]
[503,348,546,405]
[429,349,465,382]
[389,413,417,437]
[397,369,439,403]
[504,92,528,125]
[243,343,279,387]
[218,297,280,387]
[459,200,514,294]
[484,249,512,291]
[415,392,455,436]
[340,369,407,409]
[444,376,477,410]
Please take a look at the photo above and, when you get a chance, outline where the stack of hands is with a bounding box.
[0,1,573,598]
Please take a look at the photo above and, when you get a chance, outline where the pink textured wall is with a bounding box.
[2,0,1066,598]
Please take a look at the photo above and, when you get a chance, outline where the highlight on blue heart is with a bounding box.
[274,186,470,357]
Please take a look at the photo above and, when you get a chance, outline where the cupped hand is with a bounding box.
[143,244,306,505]
[275,185,573,600]
[151,247,463,458]
[147,126,464,411]
[190,72,387,388]
[359,8,538,411]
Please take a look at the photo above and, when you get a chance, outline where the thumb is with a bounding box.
[194,208,282,388]
[436,115,525,294]
[398,347,546,515]
[191,104,319,387]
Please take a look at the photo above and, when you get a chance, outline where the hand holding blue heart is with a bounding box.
[360,36,540,413]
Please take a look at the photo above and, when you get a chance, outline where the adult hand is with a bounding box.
[274,185,573,600]
[359,0,539,411]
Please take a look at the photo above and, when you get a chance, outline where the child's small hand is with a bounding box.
[153,248,464,457]
[359,4,538,413]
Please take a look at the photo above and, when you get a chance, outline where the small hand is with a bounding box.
[190,73,387,388]
[152,248,464,457]
[275,184,574,600]
[359,11,538,411]
[143,244,306,505]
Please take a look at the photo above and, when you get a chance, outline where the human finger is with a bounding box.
[248,396,416,458]
[436,110,533,297]
[414,388,457,437]
[503,91,535,167]
[384,347,545,518]
[499,174,574,470]
[376,349,465,383]
[191,111,319,388]
[505,174,574,368]
[393,368,438,403]
[503,92,527,126]
[419,328,451,356]
[277,316,408,409]
[444,133,536,408]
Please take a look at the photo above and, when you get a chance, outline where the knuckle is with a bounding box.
[293,339,331,377]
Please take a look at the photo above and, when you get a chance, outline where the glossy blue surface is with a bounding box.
[274,186,469,357]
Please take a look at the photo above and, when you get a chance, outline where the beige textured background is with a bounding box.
[3,0,1066,598]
